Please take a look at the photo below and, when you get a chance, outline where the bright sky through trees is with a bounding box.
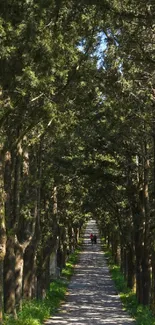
[78,31,107,67]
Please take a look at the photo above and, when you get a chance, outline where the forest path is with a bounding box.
[44,219,135,325]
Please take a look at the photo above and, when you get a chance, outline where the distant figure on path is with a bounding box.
[93,234,97,244]
[90,233,94,244]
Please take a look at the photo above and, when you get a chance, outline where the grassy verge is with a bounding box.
[102,239,155,325]
[4,246,82,325]
[61,244,81,280]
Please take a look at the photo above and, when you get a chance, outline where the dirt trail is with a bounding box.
[44,220,136,325]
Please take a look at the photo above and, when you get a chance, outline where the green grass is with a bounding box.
[61,248,80,279]
[4,280,67,325]
[102,239,155,325]
[4,247,81,325]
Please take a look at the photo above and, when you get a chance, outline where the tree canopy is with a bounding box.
[1,0,155,323]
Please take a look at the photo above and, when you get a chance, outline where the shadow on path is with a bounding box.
[44,220,135,325]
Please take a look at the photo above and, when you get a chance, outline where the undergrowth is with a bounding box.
[102,239,155,325]
[4,246,81,325]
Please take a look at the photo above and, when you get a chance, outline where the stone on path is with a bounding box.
[44,220,135,325]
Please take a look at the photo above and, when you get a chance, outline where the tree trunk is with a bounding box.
[142,250,151,305]
[127,244,135,289]
[73,227,79,246]
[15,242,24,310]
[141,143,151,305]
[123,248,127,280]
[134,202,143,304]
[4,236,17,318]
[57,245,63,270]
[23,240,37,300]
[61,226,67,268]
[37,255,50,300]
[50,249,58,279]
[13,142,21,230]
[133,152,145,304]
[107,227,111,248]
[151,250,155,311]
[0,261,4,325]
[120,244,124,273]
[37,231,58,299]
[22,146,40,300]
[111,231,119,264]
[13,145,23,310]
[68,223,73,252]
[135,257,143,303]
[134,224,143,304]
[3,151,17,316]
[0,149,6,324]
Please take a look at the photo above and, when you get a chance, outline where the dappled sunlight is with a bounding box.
[44,220,135,325]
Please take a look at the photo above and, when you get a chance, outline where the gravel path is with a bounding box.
[44,220,136,325]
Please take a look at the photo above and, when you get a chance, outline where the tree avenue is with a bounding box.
[0,0,155,323]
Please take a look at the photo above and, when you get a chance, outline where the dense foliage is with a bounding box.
[0,0,155,323]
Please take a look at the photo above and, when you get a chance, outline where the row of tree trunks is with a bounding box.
[102,225,136,291]
[100,138,152,306]
[2,141,42,315]
[0,133,84,321]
